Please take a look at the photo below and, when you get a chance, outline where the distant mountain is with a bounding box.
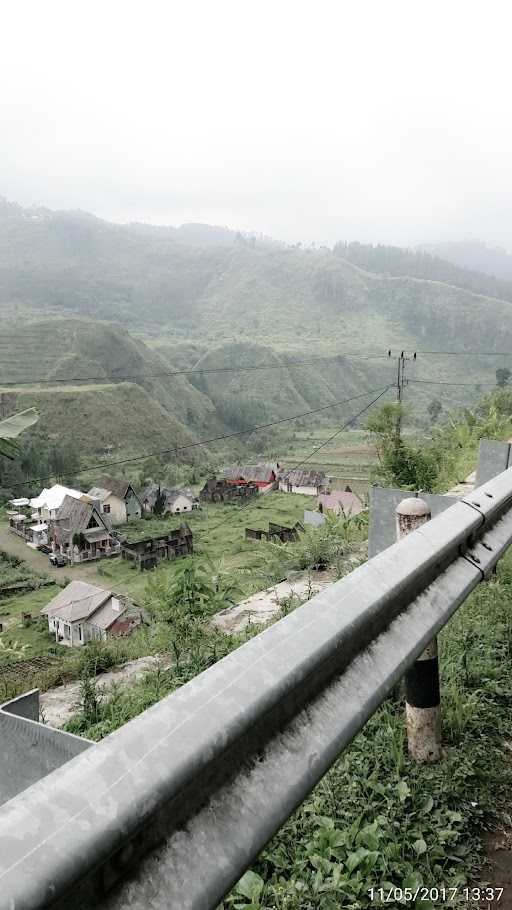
[420,240,512,283]
[335,240,512,305]
[1,197,512,459]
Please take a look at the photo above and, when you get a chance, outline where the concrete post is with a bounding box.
[396,497,442,763]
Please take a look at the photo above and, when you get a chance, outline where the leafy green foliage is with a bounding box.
[367,393,512,492]
[366,404,438,491]
[152,487,166,517]
[0,430,80,499]
[267,513,365,576]
[427,399,442,423]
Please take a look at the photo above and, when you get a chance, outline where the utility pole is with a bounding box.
[387,350,417,446]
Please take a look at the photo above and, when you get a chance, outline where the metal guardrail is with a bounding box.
[2,469,512,910]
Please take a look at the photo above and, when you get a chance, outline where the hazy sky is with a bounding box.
[2,0,512,247]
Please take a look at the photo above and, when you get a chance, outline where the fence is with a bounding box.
[2,467,512,909]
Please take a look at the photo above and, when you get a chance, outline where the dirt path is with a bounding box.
[40,656,162,728]
[213,569,338,633]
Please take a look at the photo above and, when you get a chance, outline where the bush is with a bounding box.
[79,640,117,676]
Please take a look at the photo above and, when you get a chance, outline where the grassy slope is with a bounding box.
[0,318,227,458]
[1,204,511,467]
[0,491,313,689]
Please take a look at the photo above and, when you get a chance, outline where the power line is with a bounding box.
[416,350,512,356]
[199,386,392,538]
[2,347,510,388]
[13,387,390,488]
[0,353,393,387]
[408,379,497,387]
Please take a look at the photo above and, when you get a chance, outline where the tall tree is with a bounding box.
[496,368,511,388]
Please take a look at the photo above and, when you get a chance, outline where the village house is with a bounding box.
[87,476,142,525]
[30,484,95,522]
[7,510,48,548]
[318,489,365,517]
[41,580,141,647]
[120,523,193,570]
[49,495,120,564]
[6,498,32,539]
[279,470,328,496]
[223,462,280,490]
[8,488,95,550]
[140,484,199,516]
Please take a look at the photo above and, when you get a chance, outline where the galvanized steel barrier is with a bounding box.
[2,468,512,910]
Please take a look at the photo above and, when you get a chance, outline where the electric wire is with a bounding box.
[199,386,392,537]
[12,386,390,488]
[408,379,497,387]
[0,352,392,387]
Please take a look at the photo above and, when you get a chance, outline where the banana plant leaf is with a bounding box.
[0,408,39,459]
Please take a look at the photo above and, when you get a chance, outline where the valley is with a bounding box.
[1,200,512,482]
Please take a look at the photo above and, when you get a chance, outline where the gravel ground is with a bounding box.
[39,655,162,728]
[212,569,337,634]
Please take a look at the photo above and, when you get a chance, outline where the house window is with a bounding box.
[103,504,111,514]
[64,624,70,640]
[79,625,83,642]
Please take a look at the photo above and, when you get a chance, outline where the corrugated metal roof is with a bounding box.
[41,581,112,622]
[284,470,327,487]
[92,476,140,502]
[88,597,127,631]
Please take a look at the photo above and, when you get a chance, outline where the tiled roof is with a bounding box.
[284,470,327,487]
[93,476,136,501]
[41,580,112,622]
[41,580,128,630]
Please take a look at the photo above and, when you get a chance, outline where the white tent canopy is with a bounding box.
[30,484,89,512]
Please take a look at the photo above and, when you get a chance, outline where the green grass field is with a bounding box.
[277,428,377,498]
[100,491,314,600]
[0,491,316,688]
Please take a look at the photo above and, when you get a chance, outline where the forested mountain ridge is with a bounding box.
[335,240,512,305]
[420,239,512,283]
[2,197,512,344]
[2,198,512,461]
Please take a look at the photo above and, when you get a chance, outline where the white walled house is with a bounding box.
[41,580,139,647]
[279,470,328,497]
[87,477,142,525]
[141,485,199,516]
[165,491,196,514]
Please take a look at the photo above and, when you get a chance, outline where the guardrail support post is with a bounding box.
[396,497,442,762]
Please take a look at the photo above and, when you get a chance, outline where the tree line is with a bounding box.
[334,240,512,304]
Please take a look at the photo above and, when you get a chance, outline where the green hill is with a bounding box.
[4,383,198,459]
[1,199,512,459]
[0,319,227,459]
